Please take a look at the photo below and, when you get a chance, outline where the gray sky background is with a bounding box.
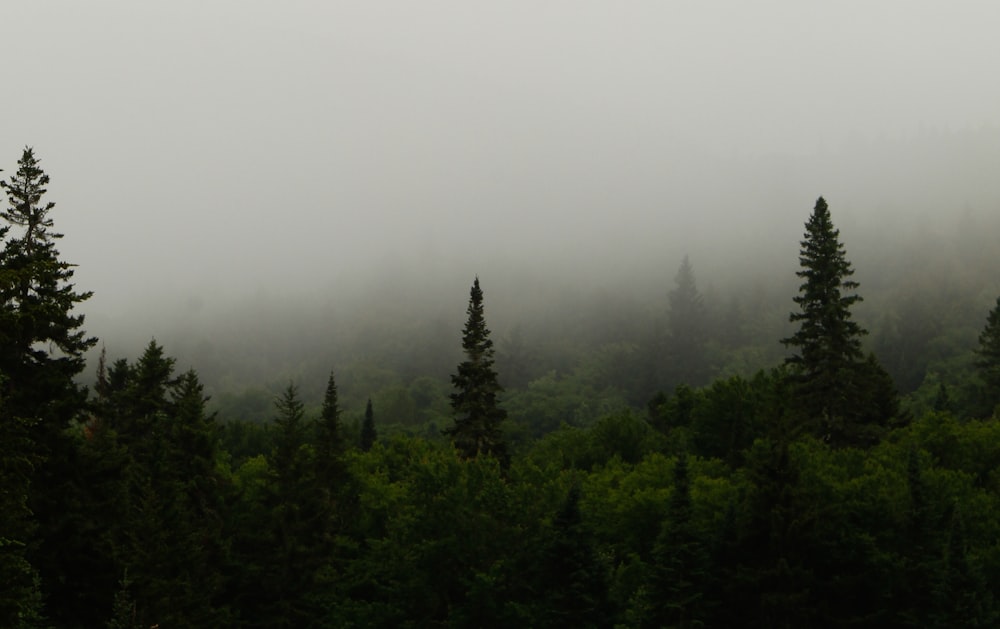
[3,1,1000,331]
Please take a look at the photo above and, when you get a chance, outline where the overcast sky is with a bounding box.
[4,1,1000,327]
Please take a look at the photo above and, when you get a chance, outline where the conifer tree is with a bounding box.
[0,148,96,425]
[535,485,609,628]
[316,371,346,484]
[0,148,96,622]
[0,382,44,627]
[975,296,1000,413]
[444,277,508,466]
[666,255,709,386]
[648,454,710,629]
[782,197,895,445]
[360,398,377,452]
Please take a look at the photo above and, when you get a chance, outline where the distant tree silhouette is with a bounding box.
[975,296,1000,413]
[360,398,377,452]
[666,255,709,387]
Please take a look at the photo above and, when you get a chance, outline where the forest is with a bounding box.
[3,145,1000,629]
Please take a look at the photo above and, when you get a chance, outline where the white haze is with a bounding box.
[3,1,1000,355]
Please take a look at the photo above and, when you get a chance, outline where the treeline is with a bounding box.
[3,148,1000,627]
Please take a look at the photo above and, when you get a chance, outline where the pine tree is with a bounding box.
[360,398,377,452]
[782,197,894,445]
[445,277,508,466]
[975,296,1000,413]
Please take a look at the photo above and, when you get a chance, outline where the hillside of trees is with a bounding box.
[3,147,1000,627]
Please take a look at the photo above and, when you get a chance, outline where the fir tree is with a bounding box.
[360,398,377,452]
[445,277,508,466]
[975,296,1000,413]
[782,197,895,446]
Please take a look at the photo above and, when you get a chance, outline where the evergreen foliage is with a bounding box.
[0,386,44,628]
[0,148,95,626]
[360,397,377,451]
[666,255,709,386]
[534,485,610,628]
[445,277,508,466]
[647,454,710,628]
[10,147,1000,628]
[975,296,1000,413]
[0,148,95,424]
[782,197,896,446]
[316,371,346,485]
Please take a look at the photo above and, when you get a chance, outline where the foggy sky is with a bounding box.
[4,1,1000,341]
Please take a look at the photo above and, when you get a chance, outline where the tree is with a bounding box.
[360,398,377,452]
[0,147,96,425]
[647,454,710,629]
[316,371,346,485]
[0,380,44,627]
[975,296,1000,413]
[445,277,508,466]
[666,255,710,386]
[782,197,894,446]
[0,148,96,623]
[534,485,610,628]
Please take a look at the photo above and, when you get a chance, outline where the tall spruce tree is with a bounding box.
[975,296,1000,414]
[0,148,96,424]
[445,277,508,466]
[0,148,96,623]
[782,197,895,445]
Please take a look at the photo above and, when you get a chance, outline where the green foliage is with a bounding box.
[975,296,1000,414]
[445,277,509,466]
[783,197,898,446]
[0,394,44,628]
[315,371,346,485]
[360,397,377,451]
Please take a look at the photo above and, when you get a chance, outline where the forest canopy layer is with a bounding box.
[2,147,1000,627]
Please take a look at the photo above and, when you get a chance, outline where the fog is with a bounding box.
[4,2,1000,390]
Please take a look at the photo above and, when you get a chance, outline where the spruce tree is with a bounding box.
[360,398,377,452]
[0,148,96,424]
[444,277,508,466]
[0,148,96,623]
[782,197,895,445]
[316,371,346,484]
[975,296,1000,413]
[535,485,609,628]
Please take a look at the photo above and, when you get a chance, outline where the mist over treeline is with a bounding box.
[70,127,1000,427]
